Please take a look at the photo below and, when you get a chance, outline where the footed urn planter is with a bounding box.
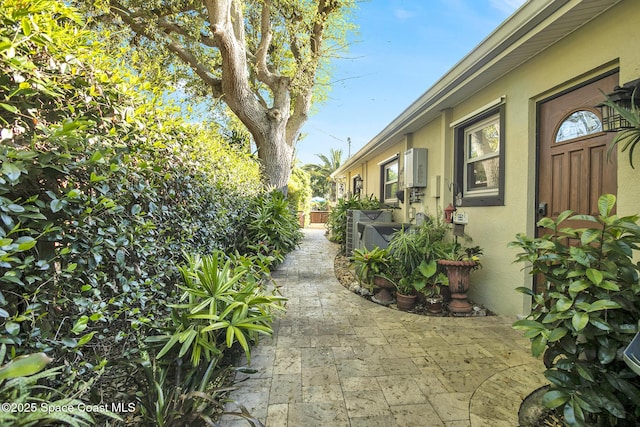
[438,260,477,314]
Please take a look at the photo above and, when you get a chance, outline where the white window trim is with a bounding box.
[450,96,505,128]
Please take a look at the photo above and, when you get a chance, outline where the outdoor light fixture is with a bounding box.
[354,176,363,192]
[597,79,640,132]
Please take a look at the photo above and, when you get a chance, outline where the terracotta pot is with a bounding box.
[396,292,416,311]
[373,275,395,289]
[372,275,395,305]
[425,296,443,314]
[438,260,477,314]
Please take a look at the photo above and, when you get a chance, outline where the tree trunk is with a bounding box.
[256,125,295,195]
[104,0,344,193]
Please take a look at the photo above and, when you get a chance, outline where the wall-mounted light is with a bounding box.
[597,79,640,132]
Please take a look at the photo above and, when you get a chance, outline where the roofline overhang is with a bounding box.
[331,0,621,179]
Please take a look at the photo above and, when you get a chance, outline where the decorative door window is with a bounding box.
[555,110,602,143]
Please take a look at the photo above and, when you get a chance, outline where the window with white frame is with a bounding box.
[381,158,399,203]
[455,106,505,206]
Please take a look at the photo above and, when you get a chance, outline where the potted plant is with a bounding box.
[438,242,482,314]
[384,226,423,311]
[351,246,390,287]
[510,194,640,426]
[393,273,419,311]
[380,219,452,311]
[414,260,449,314]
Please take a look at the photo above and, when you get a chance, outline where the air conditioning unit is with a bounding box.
[359,223,410,251]
[404,148,427,188]
[345,210,392,255]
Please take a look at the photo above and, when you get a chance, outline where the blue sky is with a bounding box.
[296,0,526,166]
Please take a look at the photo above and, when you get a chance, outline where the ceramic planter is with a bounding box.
[438,260,477,314]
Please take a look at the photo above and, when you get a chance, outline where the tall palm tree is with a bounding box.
[303,148,344,201]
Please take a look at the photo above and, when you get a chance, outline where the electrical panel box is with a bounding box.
[404,148,427,188]
[453,211,468,224]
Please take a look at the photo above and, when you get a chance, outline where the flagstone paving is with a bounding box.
[221,226,547,426]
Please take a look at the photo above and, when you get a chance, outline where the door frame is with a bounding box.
[533,69,619,293]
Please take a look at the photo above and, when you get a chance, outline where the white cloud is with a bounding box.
[489,0,526,14]
[393,7,416,20]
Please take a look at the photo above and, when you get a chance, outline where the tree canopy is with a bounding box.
[79,0,357,192]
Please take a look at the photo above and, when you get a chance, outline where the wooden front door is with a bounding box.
[536,73,618,292]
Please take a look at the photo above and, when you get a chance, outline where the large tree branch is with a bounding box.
[204,0,267,139]
[287,0,341,144]
[109,0,223,96]
[155,17,217,48]
[255,0,276,86]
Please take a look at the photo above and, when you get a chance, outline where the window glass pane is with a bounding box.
[467,120,500,159]
[467,158,500,190]
[555,110,602,142]
[385,182,398,198]
[385,163,398,182]
[383,160,398,201]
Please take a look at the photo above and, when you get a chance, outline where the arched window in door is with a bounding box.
[555,110,602,143]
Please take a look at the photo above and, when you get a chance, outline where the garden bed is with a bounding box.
[333,253,492,317]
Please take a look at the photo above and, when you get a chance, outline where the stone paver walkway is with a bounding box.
[222,226,547,426]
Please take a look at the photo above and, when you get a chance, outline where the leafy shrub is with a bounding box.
[138,251,285,425]
[325,194,380,252]
[510,194,640,426]
[0,2,278,422]
[287,167,312,214]
[237,191,303,267]
[0,344,121,426]
[149,251,285,366]
[311,199,328,211]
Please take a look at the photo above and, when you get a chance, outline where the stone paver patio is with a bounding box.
[222,225,547,426]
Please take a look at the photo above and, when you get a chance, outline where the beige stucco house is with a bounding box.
[330,0,640,317]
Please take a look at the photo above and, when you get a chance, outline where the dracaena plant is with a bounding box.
[147,251,286,367]
[509,194,640,426]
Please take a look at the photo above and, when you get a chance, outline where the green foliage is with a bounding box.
[380,216,451,294]
[0,344,120,426]
[130,353,245,427]
[414,260,449,298]
[0,1,294,424]
[238,191,304,267]
[326,194,380,251]
[602,90,640,168]
[303,148,344,199]
[351,246,389,285]
[288,166,312,212]
[148,251,286,366]
[510,194,640,426]
[287,166,312,226]
[311,199,329,211]
[76,0,357,191]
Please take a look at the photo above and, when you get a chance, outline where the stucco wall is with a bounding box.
[337,0,640,317]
